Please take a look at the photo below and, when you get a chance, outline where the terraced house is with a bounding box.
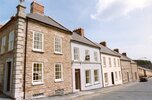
[71,28,103,92]
[0,2,73,99]
[114,49,138,83]
[96,42,122,87]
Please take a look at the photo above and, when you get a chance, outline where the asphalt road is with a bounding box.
[75,78,152,100]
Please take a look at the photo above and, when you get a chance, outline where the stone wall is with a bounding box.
[24,19,72,99]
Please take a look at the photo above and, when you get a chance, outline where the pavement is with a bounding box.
[1,78,152,100]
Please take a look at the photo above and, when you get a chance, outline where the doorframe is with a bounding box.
[3,58,13,95]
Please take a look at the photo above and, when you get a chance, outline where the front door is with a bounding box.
[111,72,114,84]
[5,61,12,92]
[75,69,81,90]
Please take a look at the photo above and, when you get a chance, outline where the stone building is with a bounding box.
[0,1,72,99]
[114,49,138,83]
[71,28,103,92]
[96,42,122,87]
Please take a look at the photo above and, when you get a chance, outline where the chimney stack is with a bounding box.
[114,49,119,53]
[16,4,26,18]
[122,52,127,56]
[31,1,44,15]
[100,41,107,47]
[0,25,2,29]
[73,28,84,36]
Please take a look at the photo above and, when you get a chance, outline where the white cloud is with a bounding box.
[91,0,152,21]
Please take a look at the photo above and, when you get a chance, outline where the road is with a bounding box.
[74,78,152,100]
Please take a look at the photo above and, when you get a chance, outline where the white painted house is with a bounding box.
[96,42,122,87]
[71,28,103,92]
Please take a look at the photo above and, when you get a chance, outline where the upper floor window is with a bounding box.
[85,50,90,61]
[8,31,14,51]
[103,57,106,67]
[1,36,6,54]
[55,63,63,82]
[54,36,62,54]
[94,52,98,62]
[108,57,111,67]
[32,62,43,85]
[114,58,116,67]
[74,47,79,61]
[33,32,43,52]
[117,59,120,66]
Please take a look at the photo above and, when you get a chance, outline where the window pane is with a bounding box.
[33,63,43,83]
[33,32,43,50]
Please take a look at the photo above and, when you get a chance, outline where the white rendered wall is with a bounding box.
[71,42,103,92]
[101,54,122,87]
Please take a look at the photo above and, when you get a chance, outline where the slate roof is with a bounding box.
[96,43,120,57]
[71,32,99,48]
[27,13,71,32]
[113,51,131,61]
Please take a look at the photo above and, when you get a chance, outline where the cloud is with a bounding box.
[91,0,152,21]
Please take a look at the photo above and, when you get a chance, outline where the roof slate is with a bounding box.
[96,43,120,57]
[71,32,99,48]
[27,13,71,32]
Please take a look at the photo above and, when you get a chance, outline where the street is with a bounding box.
[74,78,152,100]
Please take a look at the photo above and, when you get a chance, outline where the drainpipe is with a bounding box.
[23,18,28,99]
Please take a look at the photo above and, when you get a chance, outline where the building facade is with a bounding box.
[97,42,122,87]
[0,2,73,99]
[131,61,139,81]
[71,29,103,92]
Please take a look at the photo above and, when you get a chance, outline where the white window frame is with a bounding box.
[104,73,108,84]
[54,63,63,82]
[94,69,99,84]
[32,62,44,85]
[8,31,14,51]
[85,70,91,86]
[32,32,44,52]
[94,52,98,62]
[1,36,6,54]
[103,57,106,67]
[54,36,62,54]
[74,47,79,61]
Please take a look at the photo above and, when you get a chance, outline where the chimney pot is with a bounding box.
[114,49,119,53]
[31,1,44,15]
[122,52,127,56]
[73,28,84,36]
[100,41,107,47]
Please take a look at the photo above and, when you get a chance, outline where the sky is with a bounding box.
[0,0,152,61]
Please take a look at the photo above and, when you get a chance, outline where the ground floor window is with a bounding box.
[85,70,91,85]
[94,70,99,83]
[33,63,43,84]
[55,63,63,82]
[104,73,108,84]
[0,64,4,84]
[119,71,121,80]
[115,71,118,81]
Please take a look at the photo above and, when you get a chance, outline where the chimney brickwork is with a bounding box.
[73,28,84,36]
[100,41,107,47]
[30,1,44,15]
[122,52,127,56]
[114,49,119,53]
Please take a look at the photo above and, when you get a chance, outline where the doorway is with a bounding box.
[5,61,12,92]
[127,72,129,82]
[75,69,81,90]
[111,72,114,84]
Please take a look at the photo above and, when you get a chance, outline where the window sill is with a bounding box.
[54,79,63,83]
[32,82,44,86]
[94,82,100,85]
[54,52,63,55]
[32,49,44,53]
[85,83,92,87]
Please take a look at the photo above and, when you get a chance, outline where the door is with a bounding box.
[111,72,114,84]
[127,72,129,82]
[75,69,81,90]
[6,61,12,92]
